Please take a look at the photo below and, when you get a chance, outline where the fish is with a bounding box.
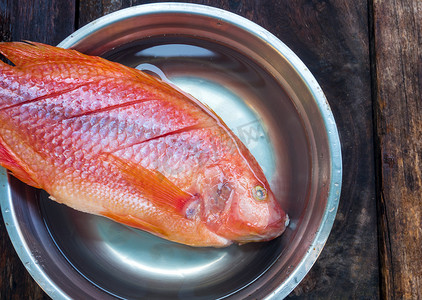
[0,41,288,247]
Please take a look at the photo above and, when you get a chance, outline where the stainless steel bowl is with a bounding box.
[1,3,342,299]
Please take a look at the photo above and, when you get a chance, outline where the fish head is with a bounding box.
[197,165,289,244]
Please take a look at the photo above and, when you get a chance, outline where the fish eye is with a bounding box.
[252,185,267,201]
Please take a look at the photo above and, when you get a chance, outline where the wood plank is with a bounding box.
[77,0,379,298]
[0,0,75,299]
[372,0,422,299]
[261,1,378,297]
[1,0,75,45]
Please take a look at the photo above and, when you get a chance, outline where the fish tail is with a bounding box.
[0,134,40,188]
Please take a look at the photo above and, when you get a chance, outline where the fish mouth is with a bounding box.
[267,212,289,234]
[235,213,290,244]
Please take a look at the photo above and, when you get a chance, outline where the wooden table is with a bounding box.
[0,1,420,299]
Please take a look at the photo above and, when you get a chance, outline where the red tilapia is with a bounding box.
[0,42,288,247]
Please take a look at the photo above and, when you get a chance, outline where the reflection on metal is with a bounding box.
[105,243,227,278]
[135,44,215,58]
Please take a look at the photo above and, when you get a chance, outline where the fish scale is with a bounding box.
[5,82,195,161]
[0,41,288,247]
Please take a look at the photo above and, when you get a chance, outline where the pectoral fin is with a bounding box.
[104,154,192,214]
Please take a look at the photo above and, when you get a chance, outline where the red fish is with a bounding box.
[0,41,288,247]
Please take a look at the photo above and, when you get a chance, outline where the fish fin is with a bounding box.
[0,42,213,113]
[101,210,169,238]
[104,154,192,214]
[0,41,158,83]
[0,136,40,188]
[0,41,82,67]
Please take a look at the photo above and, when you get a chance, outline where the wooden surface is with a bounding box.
[0,0,419,299]
[373,0,422,299]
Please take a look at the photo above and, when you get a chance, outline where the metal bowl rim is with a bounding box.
[1,3,342,299]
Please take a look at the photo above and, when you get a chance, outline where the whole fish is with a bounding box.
[0,41,288,247]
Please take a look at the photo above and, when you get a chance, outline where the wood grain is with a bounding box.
[0,0,75,45]
[0,220,48,300]
[263,1,379,297]
[372,0,422,299]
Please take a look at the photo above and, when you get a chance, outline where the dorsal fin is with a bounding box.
[0,41,215,116]
[0,41,89,67]
[0,41,159,84]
